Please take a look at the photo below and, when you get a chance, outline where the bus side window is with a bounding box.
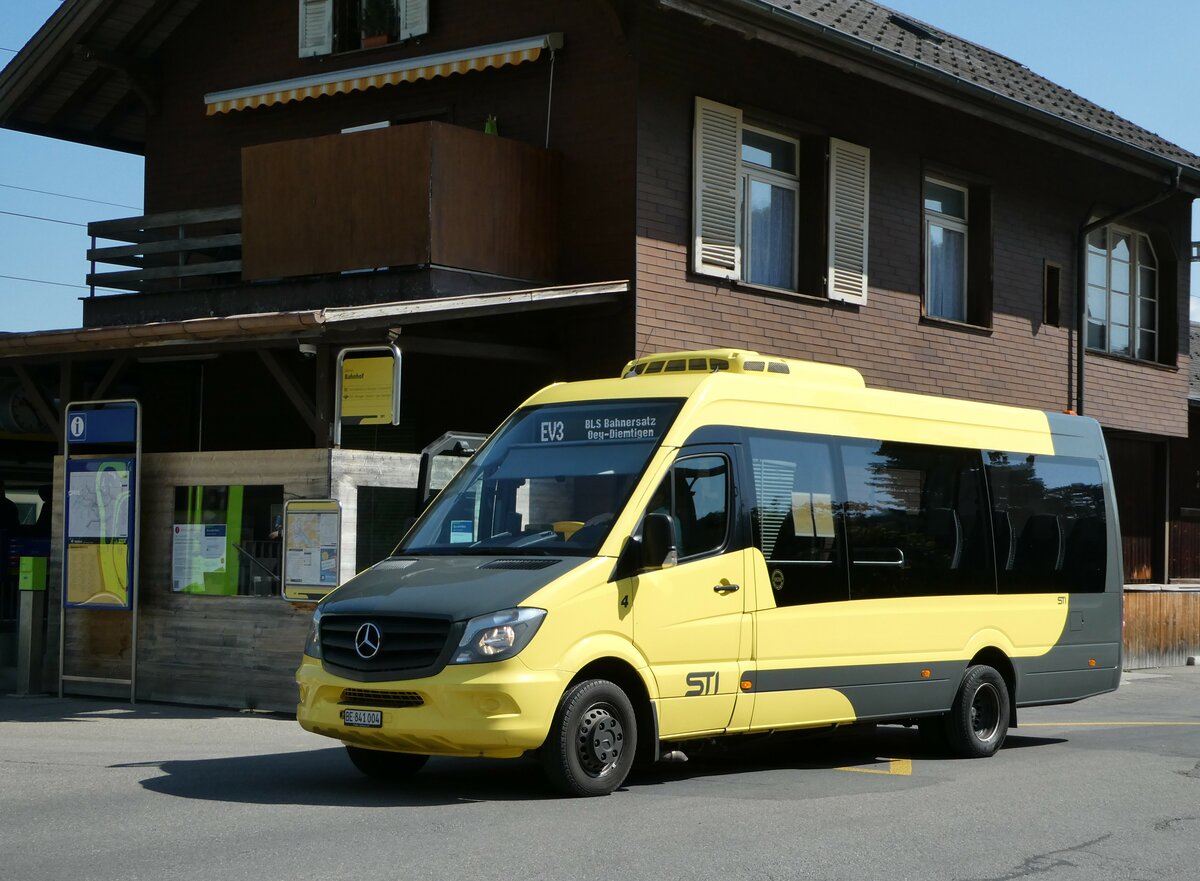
[841,440,993,600]
[986,452,1107,594]
[1062,516,1106,591]
[673,456,729,558]
[748,433,848,605]
[643,455,730,561]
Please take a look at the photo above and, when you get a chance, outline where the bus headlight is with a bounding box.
[453,608,546,664]
[303,608,322,659]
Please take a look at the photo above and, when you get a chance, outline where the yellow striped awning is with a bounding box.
[204,34,562,116]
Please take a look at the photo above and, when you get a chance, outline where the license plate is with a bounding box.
[342,709,382,728]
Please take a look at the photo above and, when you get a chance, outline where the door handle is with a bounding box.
[713,582,740,594]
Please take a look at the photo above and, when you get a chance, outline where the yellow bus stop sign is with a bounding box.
[341,352,399,425]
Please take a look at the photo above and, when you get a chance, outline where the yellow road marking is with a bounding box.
[1022,721,1200,727]
[836,758,912,776]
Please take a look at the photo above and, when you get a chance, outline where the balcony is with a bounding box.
[242,122,559,284]
[87,206,243,295]
[84,122,560,320]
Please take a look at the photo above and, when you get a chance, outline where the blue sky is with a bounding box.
[1,0,1197,332]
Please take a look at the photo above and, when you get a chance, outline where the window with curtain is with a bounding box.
[741,126,799,290]
[693,97,870,302]
[1086,225,1158,361]
[924,178,969,322]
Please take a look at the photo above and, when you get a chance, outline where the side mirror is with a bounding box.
[641,512,678,571]
[611,512,679,581]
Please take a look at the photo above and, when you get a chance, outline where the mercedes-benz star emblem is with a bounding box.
[354,622,382,660]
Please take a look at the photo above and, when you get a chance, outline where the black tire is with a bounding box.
[541,679,637,797]
[345,745,429,780]
[945,664,1010,758]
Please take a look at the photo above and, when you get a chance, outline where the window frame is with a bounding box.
[739,123,801,292]
[300,0,429,57]
[1086,224,1159,363]
[923,176,970,323]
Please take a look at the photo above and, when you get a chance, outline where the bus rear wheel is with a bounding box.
[345,745,429,780]
[541,678,637,797]
[945,664,1010,758]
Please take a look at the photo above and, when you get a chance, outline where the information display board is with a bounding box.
[60,398,141,702]
[64,457,135,608]
[282,499,341,601]
[171,523,227,593]
[334,345,401,446]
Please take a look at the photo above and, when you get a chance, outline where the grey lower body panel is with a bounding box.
[1014,652,1121,706]
[745,660,966,722]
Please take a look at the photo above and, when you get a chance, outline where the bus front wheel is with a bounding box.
[541,678,637,797]
[945,664,1010,758]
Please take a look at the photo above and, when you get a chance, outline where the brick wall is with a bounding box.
[633,8,1190,438]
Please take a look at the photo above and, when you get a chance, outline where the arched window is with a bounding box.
[1086,226,1158,361]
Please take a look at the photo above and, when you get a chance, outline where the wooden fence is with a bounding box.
[1124,588,1200,669]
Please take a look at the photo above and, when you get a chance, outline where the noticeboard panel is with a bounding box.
[282,499,342,601]
[63,456,135,609]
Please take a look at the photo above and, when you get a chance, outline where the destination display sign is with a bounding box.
[523,402,680,446]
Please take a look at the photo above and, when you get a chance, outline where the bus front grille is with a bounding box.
[320,615,454,681]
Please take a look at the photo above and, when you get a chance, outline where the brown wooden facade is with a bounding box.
[241,121,561,283]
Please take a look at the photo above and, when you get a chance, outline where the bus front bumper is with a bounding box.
[295,656,566,758]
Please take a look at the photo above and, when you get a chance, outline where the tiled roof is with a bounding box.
[753,0,1200,172]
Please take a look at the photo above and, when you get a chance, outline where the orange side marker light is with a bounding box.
[920,669,932,679]
[740,680,753,691]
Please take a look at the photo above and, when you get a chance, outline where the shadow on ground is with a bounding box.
[111,724,1066,807]
[0,694,279,724]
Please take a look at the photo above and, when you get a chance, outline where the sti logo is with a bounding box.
[69,414,87,441]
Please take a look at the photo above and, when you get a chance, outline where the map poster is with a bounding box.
[282,499,341,601]
[63,457,136,609]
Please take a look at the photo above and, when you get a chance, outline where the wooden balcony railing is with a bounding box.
[240,121,559,283]
[87,206,242,295]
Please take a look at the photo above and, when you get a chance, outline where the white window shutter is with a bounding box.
[298,0,333,57]
[399,0,430,40]
[693,97,742,280]
[827,138,870,304]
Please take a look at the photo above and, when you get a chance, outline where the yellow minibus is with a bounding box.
[296,349,1122,796]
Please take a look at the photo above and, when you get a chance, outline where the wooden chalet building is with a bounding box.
[0,0,1197,706]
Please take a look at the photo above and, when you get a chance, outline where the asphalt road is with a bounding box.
[2,668,1198,881]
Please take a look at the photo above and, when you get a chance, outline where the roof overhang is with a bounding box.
[0,0,201,153]
[0,281,629,361]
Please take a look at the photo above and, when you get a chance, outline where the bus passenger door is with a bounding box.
[624,449,749,739]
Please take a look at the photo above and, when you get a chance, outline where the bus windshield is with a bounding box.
[399,399,683,556]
